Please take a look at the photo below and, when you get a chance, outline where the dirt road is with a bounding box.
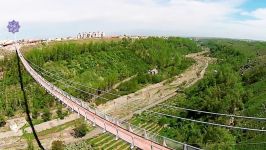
[0,49,213,149]
[0,114,80,149]
[97,50,214,119]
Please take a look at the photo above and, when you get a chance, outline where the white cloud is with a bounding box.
[0,0,239,23]
[248,8,266,19]
[0,0,266,40]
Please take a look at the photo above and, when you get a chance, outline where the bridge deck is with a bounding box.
[16,49,171,150]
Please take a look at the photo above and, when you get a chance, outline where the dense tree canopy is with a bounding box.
[131,39,266,149]
[0,37,198,119]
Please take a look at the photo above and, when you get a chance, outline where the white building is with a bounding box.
[77,32,106,39]
[148,68,159,75]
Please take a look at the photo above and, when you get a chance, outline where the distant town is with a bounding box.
[1,32,258,53]
[0,32,151,52]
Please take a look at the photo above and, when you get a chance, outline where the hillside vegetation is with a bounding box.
[131,39,266,149]
[0,37,198,121]
[2,37,265,149]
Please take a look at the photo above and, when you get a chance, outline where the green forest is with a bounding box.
[0,37,265,150]
[0,37,198,122]
[131,39,266,149]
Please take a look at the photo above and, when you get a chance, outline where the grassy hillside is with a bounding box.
[0,37,198,122]
[130,39,266,149]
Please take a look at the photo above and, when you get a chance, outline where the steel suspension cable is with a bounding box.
[216,142,266,146]
[28,61,143,111]
[27,59,264,121]
[30,65,111,102]
[26,60,145,109]
[25,58,121,97]
[26,56,266,131]
[21,52,201,150]
[157,104,266,121]
[145,110,266,132]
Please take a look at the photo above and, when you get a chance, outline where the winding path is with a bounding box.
[98,49,213,120]
[0,48,211,150]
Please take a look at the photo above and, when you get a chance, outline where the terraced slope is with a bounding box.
[87,133,131,150]
[86,117,164,150]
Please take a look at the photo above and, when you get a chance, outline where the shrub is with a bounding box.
[31,109,39,119]
[51,140,65,150]
[56,106,64,120]
[151,75,162,84]
[73,122,88,138]
[42,108,51,122]
[0,115,6,127]
[118,79,138,93]
[5,107,14,117]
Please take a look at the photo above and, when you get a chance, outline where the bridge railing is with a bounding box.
[115,120,200,150]
[48,73,200,150]
[17,49,201,150]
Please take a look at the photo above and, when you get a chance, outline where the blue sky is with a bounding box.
[0,0,266,41]
[241,0,266,11]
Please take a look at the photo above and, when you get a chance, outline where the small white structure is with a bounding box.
[77,33,82,39]
[77,32,106,39]
[92,32,96,38]
[101,32,105,38]
[148,68,159,75]
[87,32,92,38]
[96,32,100,38]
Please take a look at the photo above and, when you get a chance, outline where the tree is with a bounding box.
[118,79,138,93]
[42,108,51,122]
[5,107,14,117]
[73,122,88,138]
[51,140,65,150]
[56,105,64,120]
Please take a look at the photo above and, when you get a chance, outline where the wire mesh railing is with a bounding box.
[18,49,202,150]
[51,82,201,150]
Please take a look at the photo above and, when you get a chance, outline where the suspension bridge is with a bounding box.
[16,48,201,150]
